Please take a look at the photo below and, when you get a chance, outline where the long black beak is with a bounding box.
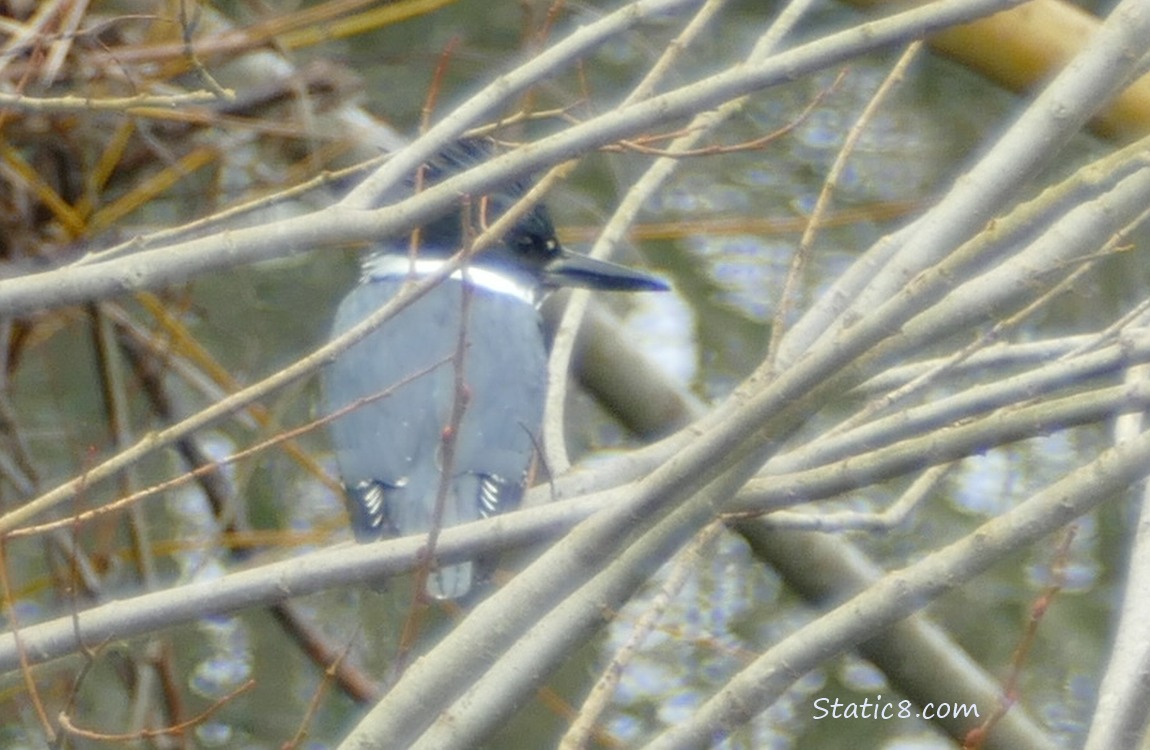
[543,251,669,292]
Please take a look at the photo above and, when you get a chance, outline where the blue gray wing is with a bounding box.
[323,276,546,597]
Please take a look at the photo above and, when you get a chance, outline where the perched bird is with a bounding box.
[323,140,667,599]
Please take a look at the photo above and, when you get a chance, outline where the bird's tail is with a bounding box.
[425,561,475,600]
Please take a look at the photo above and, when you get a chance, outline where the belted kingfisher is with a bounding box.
[323,139,668,599]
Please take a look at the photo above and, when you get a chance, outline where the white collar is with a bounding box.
[362,255,538,306]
